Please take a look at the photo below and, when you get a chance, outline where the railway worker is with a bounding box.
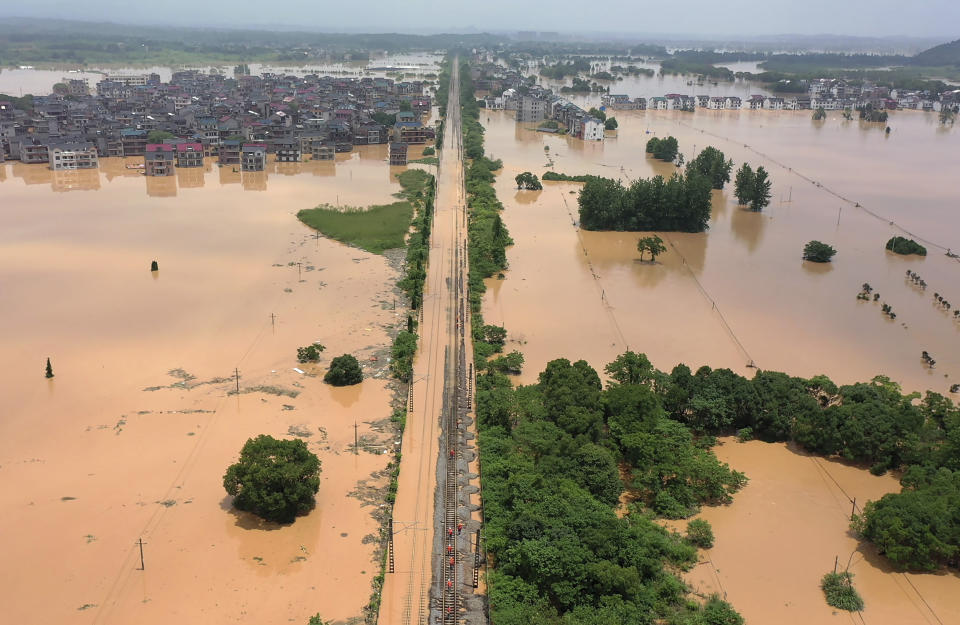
[447,544,453,554]
[447,580,453,589]
[448,527,454,538]
[449,557,455,567]
[450,449,455,459]
[457,523,463,535]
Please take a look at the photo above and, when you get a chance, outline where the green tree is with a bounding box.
[687,146,733,190]
[587,107,607,122]
[813,107,826,120]
[223,435,321,523]
[604,117,618,130]
[686,518,715,548]
[940,108,956,125]
[803,240,837,263]
[297,343,325,363]
[307,616,332,625]
[150,260,159,271]
[515,172,542,190]
[45,357,54,379]
[146,130,175,144]
[636,234,667,262]
[749,166,772,212]
[733,164,754,205]
[604,351,655,386]
[324,354,363,386]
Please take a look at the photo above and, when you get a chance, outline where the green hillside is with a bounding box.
[911,38,960,66]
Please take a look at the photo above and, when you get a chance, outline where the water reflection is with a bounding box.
[51,168,100,192]
[145,176,177,197]
[729,207,768,253]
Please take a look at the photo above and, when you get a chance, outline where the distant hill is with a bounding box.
[911,39,960,66]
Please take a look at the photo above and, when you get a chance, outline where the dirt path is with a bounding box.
[379,58,468,625]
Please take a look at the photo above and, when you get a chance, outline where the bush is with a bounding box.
[820,572,864,611]
[646,135,679,162]
[686,519,715,548]
[324,354,363,386]
[803,240,837,263]
[886,236,927,256]
[223,435,321,523]
[421,146,435,156]
[390,331,418,381]
[297,343,325,363]
[736,427,753,442]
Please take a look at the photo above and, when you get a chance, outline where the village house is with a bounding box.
[48,142,98,170]
[219,139,243,165]
[273,138,301,162]
[389,141,408,166]
[175,142,204,168]
[241,143,267,171]
[144,144,174,176]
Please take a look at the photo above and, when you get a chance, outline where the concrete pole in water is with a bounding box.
[136,538,146,570]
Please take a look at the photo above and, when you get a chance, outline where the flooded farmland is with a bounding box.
[0,147,429,624]
[481,108,959,394]
[479,101,960,622]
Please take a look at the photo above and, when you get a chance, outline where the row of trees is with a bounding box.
[578,172,713,232]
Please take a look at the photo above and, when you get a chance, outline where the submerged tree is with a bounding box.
[223,435,321,523]
[324,353,363,386]
[733,163,755,205]
[45,357,54,379]
[749,166,772,212]
[813,107,827,121]
[803,240,837,263]
[514,171,542,190]
[637,234,667,262]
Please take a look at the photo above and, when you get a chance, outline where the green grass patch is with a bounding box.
[297,201,413,254]
[409,157,439,165]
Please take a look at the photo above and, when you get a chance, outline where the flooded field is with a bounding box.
[479,100,960,622]
[481,108,959,395]
[0,147,422,624]
[685,438,960,625]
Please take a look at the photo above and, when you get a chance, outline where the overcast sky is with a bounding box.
[2,0,958,38]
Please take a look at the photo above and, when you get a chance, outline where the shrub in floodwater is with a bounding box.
[737,427,753,442]
[150,260,159,271]
[803,240,837,262]
[223,435,320,523]
[885,236,927,256]
[324,354,363,386]
[686,518,715,548]
[296,343,325,363]
[45,357,54,379]
[821,571,864,611]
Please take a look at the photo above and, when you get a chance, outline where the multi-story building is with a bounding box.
[273,138,301,162]
[394,121,428,144]
[241,143,267,171]
[49,142,99,170]
[21,140,50,164]
[144,144,174,176]
[311,142,335,161]
[219,139,243,165]
[389,141,408,166]
[175,143,204,167]
[516,95,547,123]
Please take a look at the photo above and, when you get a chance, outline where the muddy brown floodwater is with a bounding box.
[682,438,960,625]
[479,105,960,622]
[0,145,433,624]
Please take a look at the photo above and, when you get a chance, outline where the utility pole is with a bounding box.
[136,538,146,570]
[234,368,240,394]
[851,497,857,518]
[270,312,276,330]
[354,421,358,454]
[297,262,302,280]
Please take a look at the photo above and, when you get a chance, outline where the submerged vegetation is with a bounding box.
[296,201,413,254]
[223,435,321,524]
[578,173,713,232]
[820,571,865,611]
[886,236,927,256]
[803,240,837,262]
[645,135,679,162]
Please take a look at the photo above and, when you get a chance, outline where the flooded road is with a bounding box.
[0,149,414,624]
[481,108,959,394]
